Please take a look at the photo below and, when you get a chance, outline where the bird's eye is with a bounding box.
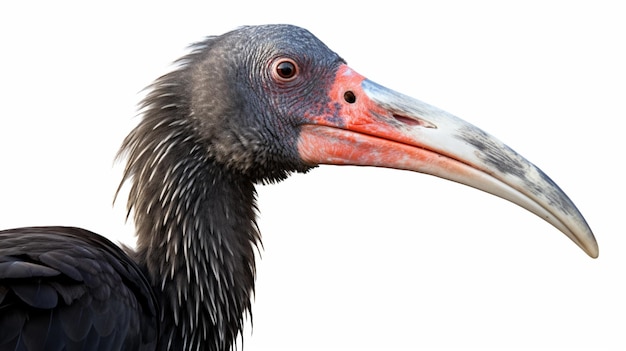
[272,58,298,81]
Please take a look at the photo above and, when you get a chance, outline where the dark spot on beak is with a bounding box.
[460,126,526,178]
[393,114,437,128]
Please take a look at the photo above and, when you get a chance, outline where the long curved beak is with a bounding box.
[298,65,598,258]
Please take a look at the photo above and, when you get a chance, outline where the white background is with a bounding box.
[1,1,624,350]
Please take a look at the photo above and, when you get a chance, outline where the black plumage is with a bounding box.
[0,227,157,350]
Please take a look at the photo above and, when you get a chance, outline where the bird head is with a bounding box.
[134,24,598,258]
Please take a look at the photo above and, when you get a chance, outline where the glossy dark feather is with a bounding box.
[0,227,158,351]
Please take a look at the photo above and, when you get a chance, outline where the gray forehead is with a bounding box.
[227,25,335,59]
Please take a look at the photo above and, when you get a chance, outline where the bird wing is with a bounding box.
[0,226,158,351]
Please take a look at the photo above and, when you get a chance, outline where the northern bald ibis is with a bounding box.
[0,24,597,351]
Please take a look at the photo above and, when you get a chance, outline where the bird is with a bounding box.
[0,24,598,351]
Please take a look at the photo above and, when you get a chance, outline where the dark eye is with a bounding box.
[272,58,298,81]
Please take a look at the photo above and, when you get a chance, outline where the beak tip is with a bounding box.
[576,233,598,258]
[578,225,599,259]
[587,244,599,259]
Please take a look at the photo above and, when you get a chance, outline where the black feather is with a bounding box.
[0,227,158,351]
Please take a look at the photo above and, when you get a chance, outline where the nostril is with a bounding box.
[344,91,356,104]
[393,114,437,128]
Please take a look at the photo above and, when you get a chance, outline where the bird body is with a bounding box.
[0,227,157,350]
[0,25,597,350]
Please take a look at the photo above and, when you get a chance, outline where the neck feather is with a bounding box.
[118,74,260,351]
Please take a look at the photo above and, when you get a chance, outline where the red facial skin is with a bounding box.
[298,64,472,179]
